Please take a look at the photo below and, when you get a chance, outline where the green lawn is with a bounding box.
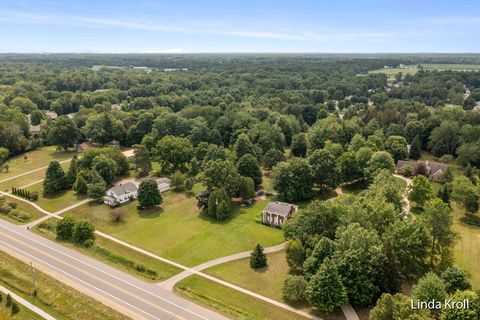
[204,250,345,320]
[175,275,311,320]
[0,250,128,320]
[34,218,181,281]
[0,293,44,320]
[63,189,283,266]
[0,160,71,192]
[26,182,87,213]
[0,195,45,224]
[452,205,480,289]
[0,147,75,182]
[368,67,418,80]
[420,63,480,71]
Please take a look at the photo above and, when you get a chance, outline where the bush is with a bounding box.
[30,191,39,201]
[110,208,125,222]
[11,302,20,315]
[72,220,95,245]
[83,239,94,248]
[6,293,12,307]
[439,154,454,163]
[400,165,412,177]
[56,217,75,241]
[460,214,480,226]
[283,275,308,302]
[8,202,17,209]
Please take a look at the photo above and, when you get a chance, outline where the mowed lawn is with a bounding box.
[204,250,345,320]
[0,152,73,191]
[35,218,181,281]
[63,189,284,266]
[26,182,88,213]
[0,194,45,224]
[0,250,128,320]
[452,205,480,288]
[175,275,310,320]
[0,146,75,181]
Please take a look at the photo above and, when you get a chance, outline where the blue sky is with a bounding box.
[0,0,479,53]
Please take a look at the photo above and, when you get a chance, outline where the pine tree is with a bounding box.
[64,157,78,188]
[43,160,66,195]
[6,293,12,307]
[409,134,421,159]
[74,172,88,194]
[465,163,478,185]
[438,184,450,204]
[250,244,267,269]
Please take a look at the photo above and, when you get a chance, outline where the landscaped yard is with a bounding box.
[26,182,88,212]
[0,250,128,320]
[204,250,345,320]
[0,195,45,224]
[34,218,182,281]
[63,187,284,266]
[175,275,311,320]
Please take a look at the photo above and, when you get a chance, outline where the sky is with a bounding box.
[0,0,479,53]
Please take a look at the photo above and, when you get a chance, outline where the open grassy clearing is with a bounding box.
[0,194,45,224]
[204,250,345,320]
[0,292,44,320]
[26,182,87,213]
[452,205,480,289]
[0,250,129,320]
[0,146,75,181]
[420,63,480,71]
[368,67,418,79]
[341,176,407,196]
[63,186,283,266]
[175,275,312,320]
[0,161,71,192]
[33,218,181,281]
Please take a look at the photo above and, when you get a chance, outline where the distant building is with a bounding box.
[45,111,58,120]
[396,160,448,182]
[111,104,122,110]
[103,182,138,205]
[30,124,42,134]
[262,202,298,227]
[155,177,171,192]
[77,142,94,152]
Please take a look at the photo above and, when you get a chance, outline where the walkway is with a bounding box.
[0,283,56,320]
[393,174,413,215]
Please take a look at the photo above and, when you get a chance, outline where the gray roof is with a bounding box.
[264,202,295,217]
[108,182,138,196]
[156,177,171,185]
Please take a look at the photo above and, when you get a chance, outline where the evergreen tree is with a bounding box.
[250,244,267,269]
[74,172,88,194]
[305,258,348,313]
[64,157,78,187]
[409,134,422,159]
[43,160,66,195]
[465,163,478,185]
[437,184,450,204]
[133,144,152,177]
[137,179,162,209]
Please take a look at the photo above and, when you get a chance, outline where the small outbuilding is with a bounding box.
[262,201,298,227]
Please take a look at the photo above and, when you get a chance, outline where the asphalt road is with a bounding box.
[0,219,228,320]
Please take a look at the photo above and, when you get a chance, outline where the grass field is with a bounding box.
[26,182,87,212]
[34,218,181,281]
[368,67,418,79]
[341,177,407,196]
[0,195,45,224]
[420,63,480,71]
[175,275,312,320]
[204,250,345,320]
[63,188,283,266]
[0,147,75,182]
[0,160,71,192]
[452,205,480,288]
[0,250,128,320]
[0,292,44,320]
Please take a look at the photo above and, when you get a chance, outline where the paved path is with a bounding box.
[0,283,56,320]
[0,159,72,185]
[341,304,360,320]
[0,219,228,320]
[393,174,413,215]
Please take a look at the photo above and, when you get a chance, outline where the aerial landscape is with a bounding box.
[1,1,480,320]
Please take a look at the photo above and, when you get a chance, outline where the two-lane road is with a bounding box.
[0,219,228,320]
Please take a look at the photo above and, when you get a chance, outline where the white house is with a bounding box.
[103,182,138,205]
[262,202,298,227]
[156,177,171,192]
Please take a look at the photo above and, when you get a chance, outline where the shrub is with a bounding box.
[11,302,20,315]
[30,191,39,201]
[56,217,75,241]
[283,275,308,302]
[439,154,454,163]
[72,220,95,245]
[110,208,125,222]
[8,202,17,209]
[6,293,12,307]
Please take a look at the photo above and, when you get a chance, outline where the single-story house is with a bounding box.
[396,160,448,182]
[262,201,298,227]
[103,182,138,205]
[45,111,58,120]
[156,177,171,192]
